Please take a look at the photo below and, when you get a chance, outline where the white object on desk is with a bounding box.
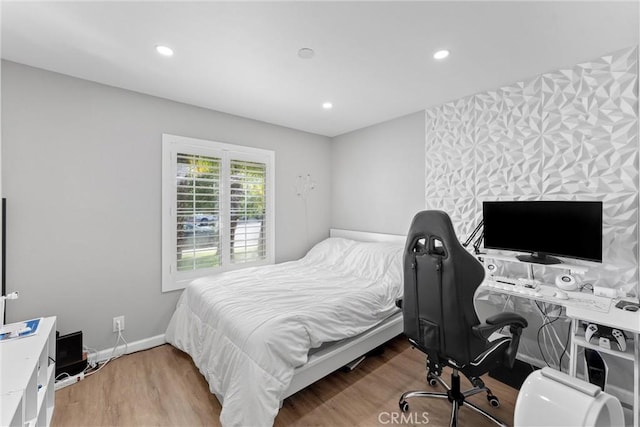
[593,286,618,299]
[485,263,497,275]
[555,274,578,291]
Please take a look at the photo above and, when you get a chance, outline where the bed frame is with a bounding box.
[282,228,406,399]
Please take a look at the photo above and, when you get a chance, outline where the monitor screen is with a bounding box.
[482,201,603,264]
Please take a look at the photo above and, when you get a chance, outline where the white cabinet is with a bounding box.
[1,317,56,427]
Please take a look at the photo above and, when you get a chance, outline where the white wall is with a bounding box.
[331,111,425,236]
[1,61,332,350]
[425,46,639,297]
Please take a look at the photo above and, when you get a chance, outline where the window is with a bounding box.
[162,134,275,292]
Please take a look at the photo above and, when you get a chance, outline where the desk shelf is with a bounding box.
[569,316,639,427]
[572,333,636,362]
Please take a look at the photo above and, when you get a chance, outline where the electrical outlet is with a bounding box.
[112,315,125,333]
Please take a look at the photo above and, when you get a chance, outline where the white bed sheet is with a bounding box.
[165,237,403,427]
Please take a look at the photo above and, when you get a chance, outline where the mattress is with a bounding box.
[165,237,404,426]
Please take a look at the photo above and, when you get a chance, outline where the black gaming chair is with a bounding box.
[398,211,527,427]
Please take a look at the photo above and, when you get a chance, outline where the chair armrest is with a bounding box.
[472,312,528,339]
[486,312,528,329]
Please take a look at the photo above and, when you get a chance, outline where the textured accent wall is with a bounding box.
[425,46,639,295]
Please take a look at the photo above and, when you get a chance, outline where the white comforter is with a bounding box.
[165,237,403,427]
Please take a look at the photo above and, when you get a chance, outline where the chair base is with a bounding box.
[398,369,507,427]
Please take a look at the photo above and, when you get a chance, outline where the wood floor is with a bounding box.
[52,336,518,426]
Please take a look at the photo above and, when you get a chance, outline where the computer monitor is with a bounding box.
[482,200,603,264]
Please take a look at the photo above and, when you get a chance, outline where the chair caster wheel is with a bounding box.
[399,400,409,412]
[487,395,500,408]
[427,373,438,387]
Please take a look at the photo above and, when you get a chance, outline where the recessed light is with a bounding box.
[298,48,315,59]
[156,45,174,57]
[322,102,333,110]
[433,49,450,60]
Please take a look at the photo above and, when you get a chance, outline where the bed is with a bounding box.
[165,229,406,426]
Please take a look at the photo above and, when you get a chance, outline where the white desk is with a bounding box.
[478,280,640,427]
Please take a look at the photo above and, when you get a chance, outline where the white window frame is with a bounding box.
[162,134,275,292]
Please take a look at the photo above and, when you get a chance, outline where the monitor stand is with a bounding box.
[516,252,562,265]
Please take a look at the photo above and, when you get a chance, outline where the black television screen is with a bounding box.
[482,201,603,264]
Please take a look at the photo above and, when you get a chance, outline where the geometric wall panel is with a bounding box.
[426,46,639,297]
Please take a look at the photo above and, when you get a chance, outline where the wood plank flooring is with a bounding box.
[52,336,517,426]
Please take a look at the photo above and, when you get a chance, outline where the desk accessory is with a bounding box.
[593,286,618,298]
[584,323,627,351]
[585,323,599,343]
[611,329,627,352]
[555,274,577,291]
[463,219,484,254]
[598,337,611,349]
[485,263,497,275]
[0,317,40,341]
[615,300,640,312]
[554,290,569,300]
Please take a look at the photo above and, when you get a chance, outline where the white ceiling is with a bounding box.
[2,1,638,137]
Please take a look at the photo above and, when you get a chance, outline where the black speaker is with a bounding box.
[56,331,87,377]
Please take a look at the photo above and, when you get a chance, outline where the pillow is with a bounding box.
[335,241,404,281]
[303,237,357,266]
[384,250,404,285]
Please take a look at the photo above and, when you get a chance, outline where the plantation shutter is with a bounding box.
[176,153,221,272]
[229,159,267,264]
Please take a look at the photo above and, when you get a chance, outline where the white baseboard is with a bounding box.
[95,334,166,363]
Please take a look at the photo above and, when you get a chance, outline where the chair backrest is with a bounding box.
[403,210,487,365]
